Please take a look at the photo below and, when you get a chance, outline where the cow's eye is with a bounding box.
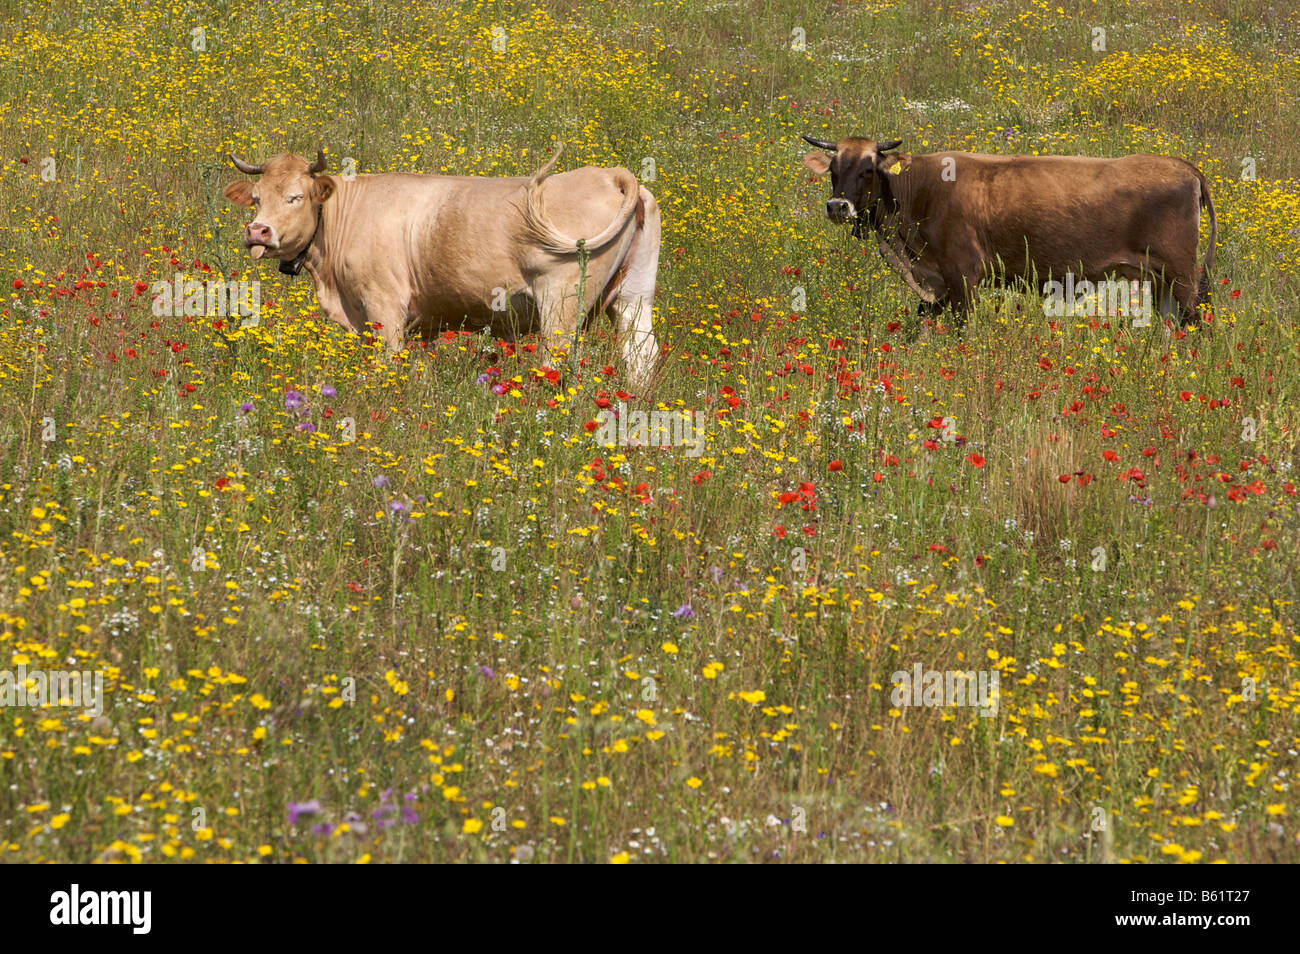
[287,194,304,204]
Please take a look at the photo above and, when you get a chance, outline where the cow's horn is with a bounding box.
[307,149,327,174]
[801,134,838,151]
[878,139,903,152]
[229,154,264,175]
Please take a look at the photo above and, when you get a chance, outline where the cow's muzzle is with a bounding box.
[826,198,856,222]
[244,222,277,260]
[245,220,282,257]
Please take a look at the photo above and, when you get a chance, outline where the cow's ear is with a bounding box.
[803,151,832,175]
[311,176,336,203]
[223,180,254,207]
[880,154,911,176]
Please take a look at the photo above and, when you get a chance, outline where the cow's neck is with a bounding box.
[298,185,363,327]
[296,194,359,334]
[868,167,909,241]
[300,185,350,286]
[866,167,937,304]
[279,204,323,277]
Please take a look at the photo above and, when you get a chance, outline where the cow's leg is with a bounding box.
[309,273,366,335]
[358,291,411,354]
[939,267,977,330]
[342,270,413,353]
[1158,290,1180,324]
[533,277,585,372]
[1095,261,1167,329]
[354,301,408,353]
[928,236,983,330]
[1142,261,1199,327]
[1146,203,1204,325]
[1170,275,1201,326]
[607,189,661,390]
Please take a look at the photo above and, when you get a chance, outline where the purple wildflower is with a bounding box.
[288,799,322,826]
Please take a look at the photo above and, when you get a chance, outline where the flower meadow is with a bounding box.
[0,0,1297,863]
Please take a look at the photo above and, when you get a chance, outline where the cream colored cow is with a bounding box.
[224,146,660,387]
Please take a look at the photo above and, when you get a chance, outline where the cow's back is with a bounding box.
[320,165,643,337]
[912,152,1202,280]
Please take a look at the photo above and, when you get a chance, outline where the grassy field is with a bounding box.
[1,0,1297,863]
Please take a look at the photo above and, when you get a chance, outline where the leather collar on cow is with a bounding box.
[279,204,323,277]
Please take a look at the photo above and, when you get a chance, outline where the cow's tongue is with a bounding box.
[250,246,266,260]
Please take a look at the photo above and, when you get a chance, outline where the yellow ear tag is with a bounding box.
[886,160,903,175]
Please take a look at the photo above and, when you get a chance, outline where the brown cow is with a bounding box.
[223,147,660,387]
[801,135,1216,325]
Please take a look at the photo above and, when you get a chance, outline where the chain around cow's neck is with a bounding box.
[279,204,323,277]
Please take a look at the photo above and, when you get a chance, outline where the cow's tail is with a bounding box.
[521,144,640,255]
[528,143,565,183]
[1192,164,1217,307]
